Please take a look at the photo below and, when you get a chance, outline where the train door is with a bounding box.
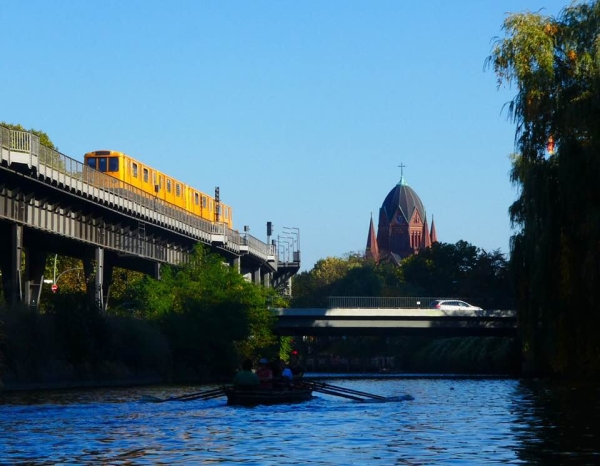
[158,175,165,200]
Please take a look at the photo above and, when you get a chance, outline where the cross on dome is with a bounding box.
[398,163,406,185]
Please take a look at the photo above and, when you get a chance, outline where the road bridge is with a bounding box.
[0,125,299,310]
[273,307,517,337]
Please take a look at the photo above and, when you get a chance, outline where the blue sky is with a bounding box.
[1,0,569,271]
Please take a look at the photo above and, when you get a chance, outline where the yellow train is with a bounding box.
[84,150,233,228]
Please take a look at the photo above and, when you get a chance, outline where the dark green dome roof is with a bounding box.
[381,177,425,223]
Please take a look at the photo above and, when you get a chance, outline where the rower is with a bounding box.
[256,358,273,389]
[233,359,259,391]
[280,360,293,388]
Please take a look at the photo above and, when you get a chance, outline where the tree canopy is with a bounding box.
[488,1,600,377]
[292,241,513,310]
[119,245,278,376]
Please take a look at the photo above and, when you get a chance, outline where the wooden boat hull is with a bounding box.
[225,388,313,406]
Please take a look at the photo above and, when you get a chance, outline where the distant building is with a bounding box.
[366,175,437,264]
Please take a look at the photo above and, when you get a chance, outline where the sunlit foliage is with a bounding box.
[292,241,512,310]
[117,244,277,378]
[488,1,600,377]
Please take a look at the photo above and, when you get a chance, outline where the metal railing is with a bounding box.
[328,296,453,309]
[1,126,274,259]
[10,129,34,152]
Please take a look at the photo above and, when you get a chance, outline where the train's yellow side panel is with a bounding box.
[83,150,234,229]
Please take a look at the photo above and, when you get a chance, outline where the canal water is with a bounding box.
[1,376,599,464]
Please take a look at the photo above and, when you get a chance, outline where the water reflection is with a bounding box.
[511,380,600,464]
[1,378,599,464]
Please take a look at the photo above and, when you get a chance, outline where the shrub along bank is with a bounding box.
[0,245,282,389]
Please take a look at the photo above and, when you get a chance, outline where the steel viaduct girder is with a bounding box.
[0,163,286,311]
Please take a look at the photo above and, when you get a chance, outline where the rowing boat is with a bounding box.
[224,387,313,406]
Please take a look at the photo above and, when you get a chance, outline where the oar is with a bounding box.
[301,381,381,402]
[177,388,226,402]
[308,385,368,402]
[141,387,225,403]
[169,387,224,402]
[307,381,388,401]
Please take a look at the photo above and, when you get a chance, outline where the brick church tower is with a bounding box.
[366,174,437,264]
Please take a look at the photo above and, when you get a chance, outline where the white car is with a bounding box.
[429,300,482,311]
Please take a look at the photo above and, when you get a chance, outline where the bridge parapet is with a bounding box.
[326,296,510,310]
[329,296,446,309]
[273,308,517,318]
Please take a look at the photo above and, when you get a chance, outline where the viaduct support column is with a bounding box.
[24,244,46,310]
[1,224,24,307]
[0,225,12,306]
[101,250,115,313]
[263,272,271,288]
[84,247,113,312]
[231,256,240,274]
[253,266,261,285]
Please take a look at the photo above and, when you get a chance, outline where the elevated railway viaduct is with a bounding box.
[0,126,299,310]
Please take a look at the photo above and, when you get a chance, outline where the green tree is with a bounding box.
[292,242,512,308]
[120,244,276,378]
[488,2,600,377]
[292,254,371,306]
[401,241,512,308]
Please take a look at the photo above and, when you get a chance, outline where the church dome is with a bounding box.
[381,177,426,222]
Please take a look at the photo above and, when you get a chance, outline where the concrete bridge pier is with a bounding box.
[253,266,261,285]
[83,247,114,312]
[0,223,24,307]
[231,256,241,274]
[23,243,46,310]
[263,271,271,288]
[0,224,45,309]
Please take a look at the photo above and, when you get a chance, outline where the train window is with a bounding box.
[202,196,207,208]
[108,158,119,172]
[143,168,149,183]
[166,179,171,193]
[225,208,228,220]
[132,163,138,178]
[98,158,107,172]
[194,192,199,205]
[87,158,96,169]
[176,184,181,197]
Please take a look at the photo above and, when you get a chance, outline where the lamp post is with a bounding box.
[282,235,297,261]
[279,238,291,263]
[45,254,83,292]
[283,226,300,263]
[281,241,288,263]
[54,267,84,285]
[282,226,300,251]
[281,235,296,249]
